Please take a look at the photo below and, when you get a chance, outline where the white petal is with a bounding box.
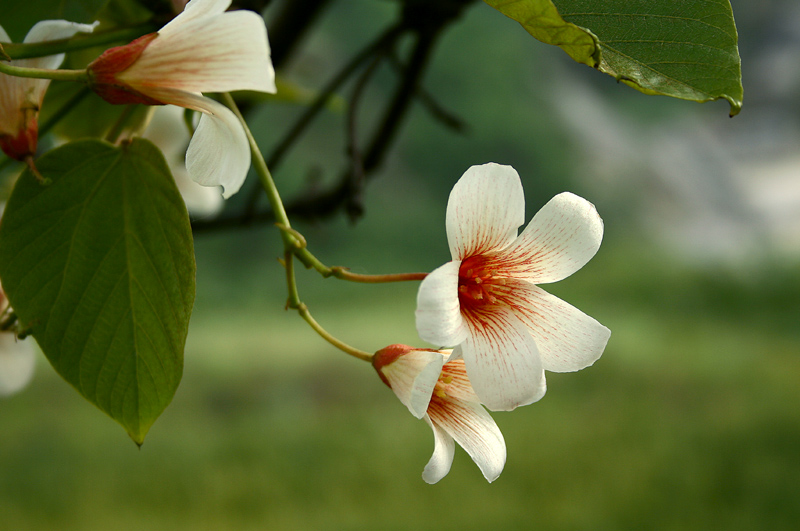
[173,165,225,216]
[379,349,443,419]
[162,0,231,30]
[446,345,463,361]
[187,108,249,198]
[143,91,247,198]
[446,163,525,260]
[22,20,98,70]
[427,391,506,482]
[0,25,10,42]
[142,105,189,156]
[0,336,36,396]
[497,192,604,283]
[460,305,547,411]
[422,415,455,484]
[416,261,468,347]
[23,20,97,43]
[497,280,611,372]
[0,75,33,136]
[143,106,224,216]
[125,8,275,94]
[436,357,477,402]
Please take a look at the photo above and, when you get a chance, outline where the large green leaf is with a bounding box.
[0,138,195,444]
[484,0,743,115]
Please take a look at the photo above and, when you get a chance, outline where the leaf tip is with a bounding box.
[130,430,146,447]
[727,97,743,117]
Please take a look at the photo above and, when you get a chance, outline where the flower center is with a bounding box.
[457,255,505,309]
[433,374,452,399]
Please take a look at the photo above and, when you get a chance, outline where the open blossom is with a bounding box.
[86,0,276,198]
[416,163,610,412]
[373,344,506,484]
[0,20,96,160]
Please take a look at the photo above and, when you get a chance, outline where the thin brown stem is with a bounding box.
[330,268,428,283]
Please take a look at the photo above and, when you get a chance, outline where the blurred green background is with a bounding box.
[2,0,799,529]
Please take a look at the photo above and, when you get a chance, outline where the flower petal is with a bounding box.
[143,106,223,216]
[427,387,506,483]
[460,305,547,411]
[22,20,98,70]
[163,0,231,27]
[422,415,456,484]
[0,336,36,396]
[497,280,611,372]
[446,163,525,260]
[495,192,603,283]
[124,5,275,94]
[437,356,476,401]
[375,347,443,419]
[416,261,468,347]
[187,110,248,198]
[143,90,248,198]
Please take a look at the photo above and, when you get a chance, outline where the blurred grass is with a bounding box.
[1,238,798,531]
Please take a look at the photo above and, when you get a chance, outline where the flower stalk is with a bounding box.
[223,92,377,362]
[296,302,373,362]
[0,61,87,82]
[223,92,427,285]
[329,268,427,283]
[2,23,157,61]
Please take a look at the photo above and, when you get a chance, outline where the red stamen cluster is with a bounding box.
[457,255,504,309]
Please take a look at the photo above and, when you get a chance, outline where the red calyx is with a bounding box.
[0,117,38,161]
[86,33,165,106]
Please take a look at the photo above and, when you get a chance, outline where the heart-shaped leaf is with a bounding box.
[0,138,195,444]
[484,0,743,115]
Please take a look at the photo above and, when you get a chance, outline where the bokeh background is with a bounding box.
[2,0,799,529]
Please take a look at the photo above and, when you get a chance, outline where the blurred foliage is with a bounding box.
[1,0,797,528]
[1,239,798,530]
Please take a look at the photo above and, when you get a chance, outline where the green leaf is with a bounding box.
[0,138,195,444]
[483,0,743,115]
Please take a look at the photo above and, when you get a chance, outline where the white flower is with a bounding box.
[0,20,96,160]
[142,106,224,217]
[415,163,610,411]
[87,0,276,198]
[373,344,506,484]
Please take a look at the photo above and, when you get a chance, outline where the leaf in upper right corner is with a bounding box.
[483,0,743,115]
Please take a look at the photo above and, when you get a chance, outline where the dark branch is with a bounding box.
[267,0,333,69]
[242,23,405,221]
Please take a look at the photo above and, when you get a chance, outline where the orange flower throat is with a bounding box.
[458,255,505,310]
